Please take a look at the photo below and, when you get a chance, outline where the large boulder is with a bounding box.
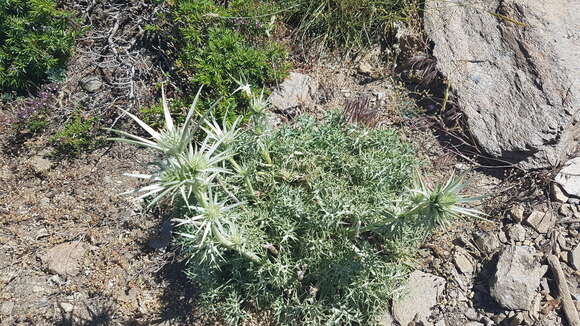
[424,0,580,169]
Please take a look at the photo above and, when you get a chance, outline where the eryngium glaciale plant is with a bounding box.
[110,86,260,264]
[112,86,483,325]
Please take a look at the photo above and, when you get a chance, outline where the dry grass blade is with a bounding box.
[342,96,380,128]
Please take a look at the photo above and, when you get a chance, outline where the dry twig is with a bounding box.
[546,254,580,326]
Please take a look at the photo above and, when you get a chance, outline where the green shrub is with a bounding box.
[0,0,77,94]
[279,0,420,49]
[50,111,104,157]
[112,89,482,325]
[167,0,288,119]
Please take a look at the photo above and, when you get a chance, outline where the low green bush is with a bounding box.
[0,0,77,94]
[50,111,104,157]
[279,0,420,49]
[112,88,481,325]
[164,0,288,120]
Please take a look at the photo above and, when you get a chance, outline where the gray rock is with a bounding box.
[1,301,14,315]
[42,242,86,276]
[490,246,548,310]
[465,308,480,321]
[509,205,525,223]
[498,230,509,244]
[391,271,446,326]
[269,72,318,116]
[28,155,52,174]
[454,249,475,275]
[0,165,13,180]
[59,302,74,313]
[552,182,569,203]
[474,231,501,254]
[525,210,556,234]
[505,224,526,243]
[560,204,575,217]
[555,157,580,198]
[570,244,580,270]
[424,0,580,169]
[81,76,103,93]
[465,322,484,326]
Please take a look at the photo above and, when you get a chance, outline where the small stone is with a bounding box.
[551,182,569,202]
[505,224,526,243]
[509,205,525,223]
[391,271,446,326]
[465,308,480,321]
[0,165,13,179]
[1,301,14,315]
[269,72,318,114]
[474,231,501,254]
[454,249,474,275]
[560,204,574,217]
[80,76,102,93]
[540,277,550,294]
[498,230,508,243]
[555,157,580,198]
[525,210,556,234]
[42,242,86,276]
[560,251,569,262]
[490,246,548,310]
[36,227,49,239]
[455,163,469,170]
[465,322,484,326]
[59,302,74,313]
[435,319,446,326]
[570,244,580,270]
[357,61,374,75]
[28,155,52,174]
[507,313,524,326]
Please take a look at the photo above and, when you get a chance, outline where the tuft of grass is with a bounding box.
[279,0,421,50]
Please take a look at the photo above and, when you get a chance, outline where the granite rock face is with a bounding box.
[424,0,580,169]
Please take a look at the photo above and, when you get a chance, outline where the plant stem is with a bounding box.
[211,223,262,264]
[228,157,257,200]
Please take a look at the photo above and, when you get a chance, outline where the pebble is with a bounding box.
[498,230,508,243]
[473,231,500,255]
[509,205,525,223]
[525,210,556,234]
[1,301,14,315]
[551,182,569,202]
[560,204,574,217]
[59,302,74,313]
[454,249,474,275]
[505,224,526,242]
[570,244,580,270]
[80,76,103,93]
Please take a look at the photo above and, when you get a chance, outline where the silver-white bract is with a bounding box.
[110,85,261,264]
[107,86,201,155]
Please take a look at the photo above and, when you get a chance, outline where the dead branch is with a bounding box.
[547,254,580,326]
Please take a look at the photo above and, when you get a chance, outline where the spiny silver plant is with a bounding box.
[406,171,484,228]
[110,85,262,265]
[107,87,202,155]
